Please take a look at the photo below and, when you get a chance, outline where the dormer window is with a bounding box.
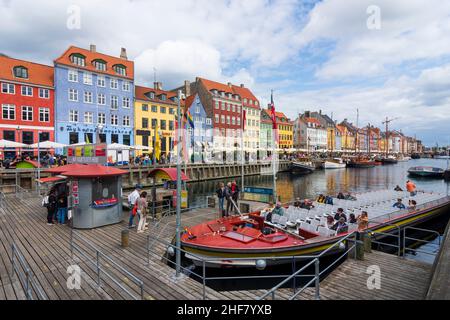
[113,64,126,76]
[227,93,232,99]
[160,94,167,101]
[70,53,86,66]
[13,66,28,79]
[148,92,155,99]
[93,59,107,71]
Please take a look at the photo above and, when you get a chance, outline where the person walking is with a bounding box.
[406,180,417,196]
[136,192,148,233]
[216,182,226,217]
[46,190,58,225]
[128,184,142,228]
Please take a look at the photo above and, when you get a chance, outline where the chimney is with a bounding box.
[240,84,245,88]
[319,109,322,115]
[154,82,162,90]
[184,80,191,96]
[227,82,232,88]
[305,111,310,118]
[120,47,128,60]
[90,44,96,53]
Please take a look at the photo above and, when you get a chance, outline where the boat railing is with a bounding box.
[366,221,402,256]
[10,243,47,300]
[403,226,441,258]
[70,229,145,300]
[147,231,358,300]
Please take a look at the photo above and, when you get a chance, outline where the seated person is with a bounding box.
[333,208,347,222]
[261,202,274,219]
[325,195,334,205]
[293,198,301,208]
[357,211,369,230]
[331,217,348,234]
[394,185,403,191]
[344,193,357,201]
[326,215,335,228]
[316,194,326,203]
[393,198,406,209]
[300,199,315,210]
[271,202,285,217]
[348,213,357,224]
[408,199,417,210]
[337,192,345,200]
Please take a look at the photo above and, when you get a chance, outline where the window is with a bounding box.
[98,113,106,125]
[69,110,78,122]
[160,120,166,130]
[110,78,118,89]
[221,115,225,124]
[70,54,86,66]
[69,132,79,144]
[142,104,148,111]
[113,64,126,76]
[68,89,78,101]
[122,81,130,91]
[226,116,230,125]
[215,114,219,123]
[111,134,119,143]
[215,101,219,109]
[21,86,33,96]
[22,106,33,121]
[206,118,212,125]
[151,119,157,129]
[149,92,155,99]
[97,75,105,87]
[68,69,78,82]
[2,104,15,120]
[232,104,235,112]
[160,106,166,114]
[123,135,130,146]
[221,102,225,111]
[39,108,50,122]
[83,72,93,85]
[111,96,118,109]
[169,120,174,130]
[123,115,130,126]
[237,105,240,113]
[84,133,93,144]
[232,117,235,125]
[111,114,118,126]
[98,93,106,105]
[22,131,33,145]
[84,91,93,103]
[237,117,240,126]
[13,66,28,78]
[142,118,149,128]
[39,132,49,142]
[93,59,106,71]
[195,106,200,114]
[3,130,15,141]
[160,94,167,101]
[84,112,93,124]
[151,105,157,112]
[2,83,15,94]
[99,133,106,143]
[169,108,175,114]
[122,97,130,108]
[39,88,50,99]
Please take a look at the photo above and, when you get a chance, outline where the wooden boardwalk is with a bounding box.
[0,194,437,300]
[426,222,450,299]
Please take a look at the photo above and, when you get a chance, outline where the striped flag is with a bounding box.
[269,90,279,144]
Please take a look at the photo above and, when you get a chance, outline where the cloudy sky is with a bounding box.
[1,0,449,146]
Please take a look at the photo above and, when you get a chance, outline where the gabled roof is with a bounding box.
[305,117,322,126]
[264,109,292,125]
[0,55,54,87]
[54,46,134,80]
[135,85,177,105]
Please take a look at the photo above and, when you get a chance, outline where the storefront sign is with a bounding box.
[66,143,108,164]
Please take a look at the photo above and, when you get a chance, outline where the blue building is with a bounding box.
[54,45,134,145]
[184,94,213,163]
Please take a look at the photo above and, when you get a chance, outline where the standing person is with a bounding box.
[357,211,369,230]
[128,184,142,228]
[56,193,68,224]
[216,182,226,217]
[225,182,233,216]
[231,180,240,211]
[136,192,148,233]
[46,190,58,225]
[406,180,417,196]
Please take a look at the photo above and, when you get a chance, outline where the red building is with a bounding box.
[0,55,54,159]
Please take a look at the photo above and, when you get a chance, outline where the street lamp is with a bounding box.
[37,130,41,196]
[176,89,185,278]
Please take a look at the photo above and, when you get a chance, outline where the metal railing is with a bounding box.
[10,243,47,300]
[0,184,33,200]
[70,230,145,300]
[367,222,402,256]
[147,230,357,300]
[403,226,441,257]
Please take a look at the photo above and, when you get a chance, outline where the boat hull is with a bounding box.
[290,162,315,174]
[180,200,450,268]
[323,161,346,169]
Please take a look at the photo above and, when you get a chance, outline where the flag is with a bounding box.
[269,90,279,144]
[242,109,247,131]
[185,110,195,129]
[154,124,161,161]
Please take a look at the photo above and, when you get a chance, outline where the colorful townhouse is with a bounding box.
[302,115,327,151]
[260,109,274,159]
[338,119,356,151]
[309,111,336,151]
[134,83,177,157]
[0,55,54,159]
[54,45,134,145]
[266,108,293,150]
[179,78,244,163]
[236,85,260,161]
[184,93,214,163]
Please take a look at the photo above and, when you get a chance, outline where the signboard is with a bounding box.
[243,186,274,203]
[243,187,274,195]
[172,190,189,209]
[71,181,79,206]
[66,143,108,164]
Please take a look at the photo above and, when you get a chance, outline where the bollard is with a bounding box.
[363,231,372,253]
[355,232,365,260]
[121,229,129,248]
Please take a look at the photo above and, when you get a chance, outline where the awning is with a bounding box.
[148,168,189,181]
[37,176,67,184]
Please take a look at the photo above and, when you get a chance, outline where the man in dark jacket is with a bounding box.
[46,190,58,225]
[216,182,226,217]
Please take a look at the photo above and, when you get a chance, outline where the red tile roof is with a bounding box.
[264,109,292,125]
[305,117,321,126]
[54,46,134,80]
[0,55,54,87]
[135,85,177,105]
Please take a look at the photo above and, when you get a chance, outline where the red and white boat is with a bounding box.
[180,189,450,268]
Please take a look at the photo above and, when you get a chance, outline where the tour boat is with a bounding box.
[408,166,445,178]
[346,159,377,168]
[381,156,398,165]
[290,161,316,174]
[179,190,450,268]
[323,159,346,169]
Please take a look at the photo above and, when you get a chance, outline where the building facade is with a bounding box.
[260,110,274,159]
[0,55,54,159]
[338,119,356,151]
[266,109,293,150]
[54,45,134,146]
[134,83,177,157]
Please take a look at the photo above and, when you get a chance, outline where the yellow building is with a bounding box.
[266,109,293,149]
[337,124,355,151]
[134,84,177,157]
